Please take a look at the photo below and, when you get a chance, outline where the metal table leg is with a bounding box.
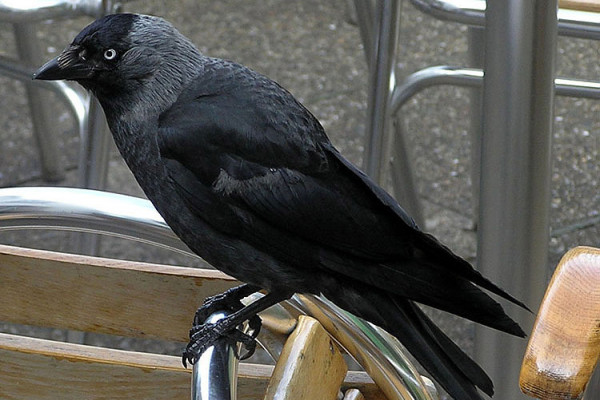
[474,1,558,398]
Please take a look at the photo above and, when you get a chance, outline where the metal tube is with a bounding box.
[290,294,436,400]
[390,66,483,114]
[353,0,376,66]
[408,0,485,26]
[363,0,400,183]
[360,0,424,226]
[408,0,600,40]
[0,187,194,256]
[475,2,557,399]
[468,27,484,228]
[13,22,64,182]
[389,66,600,114]
[559,8,600,39]
[0,0,109,22]
[0,54,92,164]
[72,98,112,266]
[389,118,424,228]
[17,76,87,125]
[77,98,111,189]
[191,312,239,400]
[384,65,598,234]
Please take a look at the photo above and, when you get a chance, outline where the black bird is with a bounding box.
[34,13,526,399]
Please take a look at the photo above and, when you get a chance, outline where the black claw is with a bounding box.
[192,284,258,326]
[248,314,262,338]
[182,285,280,368]
[223,318,261,360]
[182,313,264,366]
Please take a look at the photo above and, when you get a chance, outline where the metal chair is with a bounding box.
[353,1,600,398]
[0,186,439,400]
[356,0,600,225]
[4,187,600,399]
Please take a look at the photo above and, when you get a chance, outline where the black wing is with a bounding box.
[157,59,525,310]
[158,59,417,260]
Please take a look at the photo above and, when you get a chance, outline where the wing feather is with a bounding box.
[157,61,527,318]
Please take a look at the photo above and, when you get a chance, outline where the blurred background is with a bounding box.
[0,1,599,398]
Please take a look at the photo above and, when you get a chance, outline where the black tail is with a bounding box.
[415,232,530,312]
[349,257,527,338]
[327,287,521,400]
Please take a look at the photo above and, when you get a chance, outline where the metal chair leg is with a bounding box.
[467,26,485,228]
[363,0,400,183]
[13,22,64,182]
[78,98,111,190]
[474,2,557,398]
[390,115,424,227]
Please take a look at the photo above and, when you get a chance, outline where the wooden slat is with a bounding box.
[560,0,600,12]
[264,315,348,400]
[0,244,238,342]
[0,332,383,399]
[0,332,268,400]
[0,244,388,399]
[520,246,600,399]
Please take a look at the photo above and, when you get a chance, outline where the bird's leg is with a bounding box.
[183,290,292,367]
[192,283,260,326]
[186,283,261,364]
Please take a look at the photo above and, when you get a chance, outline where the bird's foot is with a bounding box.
[192,284,258,326]
[182,313,262,367]
[183,284,262,367]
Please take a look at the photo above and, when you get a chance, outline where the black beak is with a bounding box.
[33,46,92,81]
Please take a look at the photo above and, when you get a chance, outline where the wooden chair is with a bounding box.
[0,244,389,399]
[520,246,600,399]
[0,187,436,400]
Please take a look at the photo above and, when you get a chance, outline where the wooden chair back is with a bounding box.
[0,244,385,399]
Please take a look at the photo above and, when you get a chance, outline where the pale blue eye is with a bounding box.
[103,48,117,60]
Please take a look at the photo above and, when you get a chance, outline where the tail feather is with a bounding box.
[331,288,494,400]
[321,253,526,336]
[416,232,529,311]
[373,260,527,337]
[400,298,494,396]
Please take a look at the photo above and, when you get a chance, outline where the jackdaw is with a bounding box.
[34,13,526,400]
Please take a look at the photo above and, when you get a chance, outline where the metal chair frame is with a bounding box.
[354,1,600,398]
[357,0,600,223]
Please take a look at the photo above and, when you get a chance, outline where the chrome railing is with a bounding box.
[409,0,600,39]
[0,0,114,22]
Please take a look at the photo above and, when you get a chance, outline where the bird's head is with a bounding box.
[34,13,202,106]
